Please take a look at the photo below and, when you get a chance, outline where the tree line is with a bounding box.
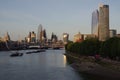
[65,37,120,60]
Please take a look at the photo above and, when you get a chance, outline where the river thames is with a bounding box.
[0,49,84,80]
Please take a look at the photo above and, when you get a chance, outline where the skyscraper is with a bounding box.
[63,33,69,44]
[37,24,42,42]
[92,10,99,37]
[4,32,11,42]
[98,4,109,41]
[51,32,58,43]
[42,29,47,41]
[31,31,36,43]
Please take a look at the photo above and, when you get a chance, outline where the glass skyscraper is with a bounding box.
[92,10,99,37]
[92,4,110,41]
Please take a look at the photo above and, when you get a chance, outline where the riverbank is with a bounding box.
[65,53,120,80]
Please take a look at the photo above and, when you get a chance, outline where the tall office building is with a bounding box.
[91,10,99,37]
[4,32,11,42]
[98,4,109,41]
[51,32,58,43]
[31,31,36,43]
[27,31,36,43]
[37,24,42,42]
[63,33,69,44]
[42,29,47,39]
[27,32,31,43]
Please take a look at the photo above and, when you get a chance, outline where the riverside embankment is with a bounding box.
[65,53,120,80]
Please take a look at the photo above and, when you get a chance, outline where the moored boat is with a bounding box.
[10,52,23,57]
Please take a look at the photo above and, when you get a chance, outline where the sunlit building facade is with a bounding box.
[98,4,109,41]
[37,24,42,42]
[27,31,36,43]
[31,31,36,43]
[63,33,69,44]
[74,32,83,42]
[4,32,11,42]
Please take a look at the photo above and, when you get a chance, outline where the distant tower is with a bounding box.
[37,24,42,43]
[27,32,31,43]
[51,32,57,43]
[98,4,109,41]
[51,32,54,41]
[4,32,10,42]
[42,29,47,42]
[63,33,69,44]
[31,31,36,43]
[92,10,99,37]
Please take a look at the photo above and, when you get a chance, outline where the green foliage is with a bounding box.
[79,38,100,55]
[65,37,120,60]
[65,41,73,51]
[100,37,120,59]
[65,38,100,56]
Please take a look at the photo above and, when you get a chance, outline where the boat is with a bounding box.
[26,51,33,54]
[5,41,23,57]
[10,52,23,57]
[26,49,46,54]
[52,47,60,49]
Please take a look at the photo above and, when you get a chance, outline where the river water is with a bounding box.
[0,49,84,80]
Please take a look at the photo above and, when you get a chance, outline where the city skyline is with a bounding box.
[0,0,120,40]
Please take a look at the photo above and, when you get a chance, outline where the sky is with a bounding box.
[0,0,120,41]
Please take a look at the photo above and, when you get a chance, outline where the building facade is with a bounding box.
[74,32,83,42]
[4,32,11,42]
[37,24,42,42]
[63,33,69,44]
[27,31,36,43]
[31,31,36,43]
[92,10,99,37]
[98,4,109,41]
[109,29,117,38]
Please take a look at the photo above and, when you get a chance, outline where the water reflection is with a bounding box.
[63,55,67,67]
[45,50,67,67]
[0,50,83,80]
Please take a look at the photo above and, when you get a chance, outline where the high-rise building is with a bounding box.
[42,29,47,42]
[4,32,11,42]
[51,32,58,43]
[37,24,42,42]
[37,24,47,43]
[27,31,36,43]
[92,10,99,37]
[98,4,109,41]
[63,33,69,44]
[27,32,31,43]
[31,31,36,43]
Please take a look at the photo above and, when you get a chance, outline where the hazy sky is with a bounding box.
[0,0,120,40]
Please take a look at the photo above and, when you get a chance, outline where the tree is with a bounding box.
[79,38,100,56]
[100,37,120,59]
